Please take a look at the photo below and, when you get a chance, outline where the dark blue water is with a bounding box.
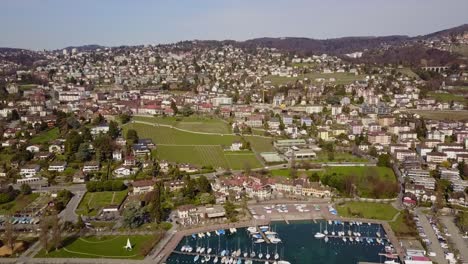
[166,220,394,264]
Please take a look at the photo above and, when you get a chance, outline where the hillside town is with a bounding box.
[0,21,468,264]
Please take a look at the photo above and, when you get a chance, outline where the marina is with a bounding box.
[164,219,400,264]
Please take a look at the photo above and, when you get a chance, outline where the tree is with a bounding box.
[39,216,50,253]
[108,121,119,139]
[377,154,392,168]
[180,105,194,117]
[75,143,91,162]
[50,214,62,251]
[170,101,178,115]
[123,204,147,228]
[196,176,211,193]
[20,183,32,195]
[75,215,85,230]
[223,201,238,222]
[126,129,139,144]
[3,216,17,251]
[93,134,115,160]
[65,130,83,155]
[119,113,131,124]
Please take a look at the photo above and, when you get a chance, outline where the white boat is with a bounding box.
[277,261,291,264]
[331,231,336,236]
[342,237,347,242]
[324,236,329,242]
[214,256,218,263]
[259,252,263,258]
[247,227,257,232]
[194,255,200,261]
[255,239,265,243]
[196,247,201,253]
[207,248,212,254]
[384,261,398,264]
[200,247,205,254]
[251,251,256,258]
[314,233,325,239]
[328,220,332,225]
[270,238,282,243]
[349,237,353,242]
[265,231,277,235]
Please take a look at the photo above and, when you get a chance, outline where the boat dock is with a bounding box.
[257,226,271,244]
[155,219,270,264]
[172,250,281,263]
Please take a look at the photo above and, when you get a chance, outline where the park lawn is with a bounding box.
[76,190,128,216]
[124,123,237,146]
[428,92,467,105]
[312,151,369,163]
[320,166,395,181]
[132,116,230,134]
[224,152,263,170]
[35,235,154,259]
[336,202,399,221]
[406,110,468,121]
[270,169,315,178]
[0,193,40,215]
[30,127,60,144]
[154,145,228,169]
[125,123,274,151]
[265,72,365,86]
[389,211,417,237]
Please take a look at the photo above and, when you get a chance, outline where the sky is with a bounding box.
[1,0,467,50]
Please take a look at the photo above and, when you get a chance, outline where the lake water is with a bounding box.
[165,220,395,264]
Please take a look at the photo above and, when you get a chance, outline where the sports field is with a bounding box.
[76,190,128,216]
[133,116,231,134]
[124,122,272,169]
[35,235,153,259]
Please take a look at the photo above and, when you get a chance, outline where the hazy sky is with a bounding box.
[1,0,467,50]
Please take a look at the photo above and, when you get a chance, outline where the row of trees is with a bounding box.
[86,180,126,192]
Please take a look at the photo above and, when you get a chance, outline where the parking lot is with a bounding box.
[248,202,333,221]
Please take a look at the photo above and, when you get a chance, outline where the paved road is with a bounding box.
[59,190,85,223]
[440,216,468,263]
[415,208,447,264]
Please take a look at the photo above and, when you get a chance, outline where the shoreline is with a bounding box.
[157,215,404,264]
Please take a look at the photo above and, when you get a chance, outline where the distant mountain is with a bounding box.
[419,24,468,39]
[239,35,410,55]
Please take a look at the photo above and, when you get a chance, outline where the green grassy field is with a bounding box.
[312,151,369,163]
[224,152,263,170]
[30,127,60,144]
[154,145,228,168]
[336,202,398,221]
[133,116,230,134]
[320,166,395,181]
[270,169,315,178]
[125,123,235,145]
[0,193,40,215]
[265,72,365,86]
[389,210,417,237]
[35,235,153,259]
[124,123,271,169]
[406,110,468,121]
[76,191,128,216]
[428,92,467,104]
